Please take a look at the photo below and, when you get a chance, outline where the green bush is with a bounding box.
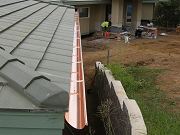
[155,0,180,27]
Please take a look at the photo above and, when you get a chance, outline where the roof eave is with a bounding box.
[64,0,111,5]
[142,0,156,4]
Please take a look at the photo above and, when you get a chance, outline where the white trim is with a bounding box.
[79,7,90,18]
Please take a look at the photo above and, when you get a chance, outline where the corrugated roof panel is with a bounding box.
[38,68,71,78]
[61,12,74,23]
[12,6,67,69]
[27,31,53,38]
[38,60,71,72]
[53,82,69,91]
[17,43,46,52]
[1,61,42,88]
[25,78,69,107]
[15,56,40,69]
[54,26,74,35]
[0,3,48,32]
[0,1,38,17]
[43,6,66,19]
[0,0,75,110]
[62,16,74,22]
[23,5,58,22]
[66,8,76,15]
[13,48,44,59]
[0,76,7,85]
[52,38,73,45]
[0,33,26,42]
[55,28,74,36]
[27,34,52,42]
[32,7,72,71]
[0,49,69,109]
[49,42,73,50]
[53,34,74,42]
[43,53,72,63]
[9,25,39,33]
[46,47,72,56]
[31,27,55,34]
[23,38,50,46]
[14,22,41,29]
[57,26,74,32]
[0,38,19,47]
[0,0,27,7]
[0,46,13,52]
[44,51,72,59]
[41,74,70,84]
[0,5,57,53]
[1,30,28,37]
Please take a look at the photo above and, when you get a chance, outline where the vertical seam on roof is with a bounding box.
[0,2,40,18]
[0,3,49,34]
[10,5,59,54]
[35,7,68,70]
[0,47,5,51]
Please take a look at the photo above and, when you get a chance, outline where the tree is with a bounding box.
[155,0,180,27]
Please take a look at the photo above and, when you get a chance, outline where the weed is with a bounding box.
[96,99,115,135]
[107,64,180,135]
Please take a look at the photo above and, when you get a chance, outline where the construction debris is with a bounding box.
[176,25,180,33]
[160,33,168,36]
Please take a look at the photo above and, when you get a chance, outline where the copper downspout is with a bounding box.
[65,12,88,129]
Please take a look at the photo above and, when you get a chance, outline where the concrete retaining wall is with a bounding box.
[93,61,147,135]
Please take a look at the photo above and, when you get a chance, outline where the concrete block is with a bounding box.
[111,80,128,109]
[104,70,114,84]
[95,61,101,70]
[95,61,104,72]
[123,99,147,135]
[94,61,147,135]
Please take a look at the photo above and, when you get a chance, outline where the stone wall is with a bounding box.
[93,61,147,135]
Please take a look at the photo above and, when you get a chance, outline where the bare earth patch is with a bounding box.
[82,33,180,112]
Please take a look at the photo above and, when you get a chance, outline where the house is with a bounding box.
[0,0,87,134]
[141,0,156,23]
[65,0,111,35]
[140,0,169,25]
[64,0,158,35]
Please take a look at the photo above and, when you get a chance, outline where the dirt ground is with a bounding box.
[82,32,180,112]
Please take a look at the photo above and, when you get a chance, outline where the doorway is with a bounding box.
[126,3,133,25]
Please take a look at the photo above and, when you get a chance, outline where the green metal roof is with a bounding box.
[0,0,75,111]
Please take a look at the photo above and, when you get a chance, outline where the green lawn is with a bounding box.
[107,64,180,135]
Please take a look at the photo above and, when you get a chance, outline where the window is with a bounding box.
[79,7,89,18]
[127,4,133,22]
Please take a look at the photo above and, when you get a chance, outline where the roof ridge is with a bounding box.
[0,48,69,110]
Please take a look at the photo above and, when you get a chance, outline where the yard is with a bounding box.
[82,32,180,134]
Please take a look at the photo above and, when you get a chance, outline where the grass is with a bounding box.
[107,64,180,135]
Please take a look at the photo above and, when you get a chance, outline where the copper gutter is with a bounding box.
[65,12,88,129]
